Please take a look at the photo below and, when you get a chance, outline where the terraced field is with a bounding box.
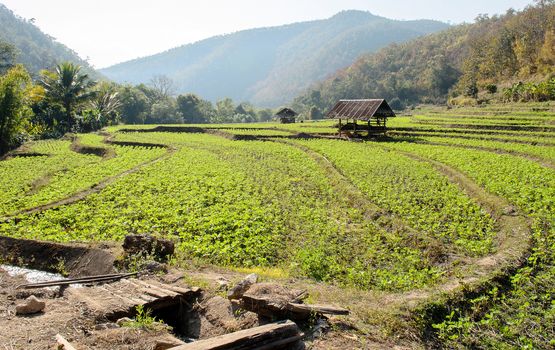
[1,102,554,348]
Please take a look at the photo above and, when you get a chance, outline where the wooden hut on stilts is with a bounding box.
[326,99,396,137]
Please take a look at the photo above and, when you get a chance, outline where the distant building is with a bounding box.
[326,99,396,135]
[274,108,298,124]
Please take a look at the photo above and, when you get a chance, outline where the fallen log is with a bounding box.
[56,334,77,350]
[167,320,301,350]
[17,272,138,289]
[241,293,349,320]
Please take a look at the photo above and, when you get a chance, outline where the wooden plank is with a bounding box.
[137,294,158,303]
[168,320,300,350]
[55,334,77,350]
[95,286,140,309]
[287,303,349,316]
[146,280,195,296]
[155,283,195,296]
[141,288,173,299]
[133,280,179,297]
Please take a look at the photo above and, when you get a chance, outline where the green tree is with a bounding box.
[538,29,555,74]
[197,99,215,122]
[40,62,96,130]
[81,81,122,131]
[215,97,235,122]
[0,41,17,75]
[89,82,121,122]
[176,93,205,123]
[485,84,498,94]
[257,108,273,122]
[118,85,149,124]
[0,65,34,153]
[309,106,323,120]
[148,99,183,124]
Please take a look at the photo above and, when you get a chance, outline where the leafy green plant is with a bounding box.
[122,305,166,331]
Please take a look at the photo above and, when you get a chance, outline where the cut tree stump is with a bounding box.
[167,320,301,350]
[65,278,200,320]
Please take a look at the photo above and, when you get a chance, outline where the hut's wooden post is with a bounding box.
[338,119,342,137]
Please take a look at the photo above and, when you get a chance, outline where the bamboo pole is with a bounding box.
[17,272,138,289]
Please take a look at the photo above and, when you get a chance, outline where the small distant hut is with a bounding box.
[326,99,396,136]
[274,108,298,124]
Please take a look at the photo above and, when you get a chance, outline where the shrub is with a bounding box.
[485,84,497,94]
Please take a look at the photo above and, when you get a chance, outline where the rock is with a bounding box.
[15,295,45,315]
[185,296,239,338]
[217,277,230,290]
[144,261,167,274]
[116,317,133,327]
[122,234,174,262]
[227,273,258,300]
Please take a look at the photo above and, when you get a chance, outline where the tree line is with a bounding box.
[0,42,288,154]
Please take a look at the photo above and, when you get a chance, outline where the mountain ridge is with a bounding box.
[292,3,555,112]
[101,10,449,107]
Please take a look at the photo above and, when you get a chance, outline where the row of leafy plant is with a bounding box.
[292,139,496,256]
[0,135,165,216]
[0,131,497,291]
[377,142,554,349]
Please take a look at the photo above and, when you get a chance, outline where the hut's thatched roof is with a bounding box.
[274,108,298,118]
[326,99,396,121]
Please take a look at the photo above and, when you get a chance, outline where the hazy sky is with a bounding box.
[1,0,534,68]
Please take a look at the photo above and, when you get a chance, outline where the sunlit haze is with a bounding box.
[1,0,534,68]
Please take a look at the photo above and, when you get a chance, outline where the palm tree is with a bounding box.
[89,82,122,119]
[40,62,96,129]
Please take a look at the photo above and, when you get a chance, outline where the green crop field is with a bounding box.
[1,103,554,348]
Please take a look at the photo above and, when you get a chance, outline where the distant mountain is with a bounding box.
[100,11,448,107]
[0,3,96,77]
[293,3,555,112]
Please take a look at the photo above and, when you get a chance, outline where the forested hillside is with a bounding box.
[100,11,448,107]
[0,4,96,77]
[293,1,555,113]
